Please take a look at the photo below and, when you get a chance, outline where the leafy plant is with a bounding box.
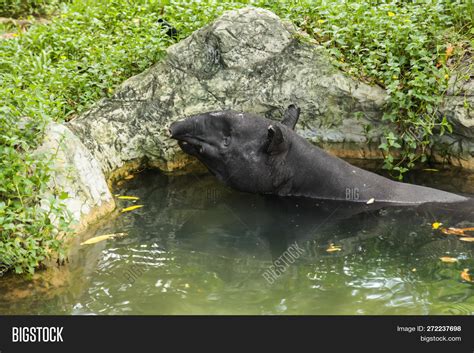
[0,0,177,275]
[256,0,471,179]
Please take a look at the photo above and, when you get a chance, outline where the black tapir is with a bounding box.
[170,105,468,205]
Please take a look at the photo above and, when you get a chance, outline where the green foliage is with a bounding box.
[254,0,471,179]
[0,0,176,275]
[0,0,471,275]
[0,0,67,18]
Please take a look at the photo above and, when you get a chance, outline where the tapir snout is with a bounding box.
[169,119,192,139]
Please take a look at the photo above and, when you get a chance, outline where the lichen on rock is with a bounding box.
[37,122,114,231]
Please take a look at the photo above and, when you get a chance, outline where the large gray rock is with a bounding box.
[67,6,388,179]
[37,122,115,231]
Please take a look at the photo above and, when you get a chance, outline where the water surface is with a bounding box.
[1,169,473,315]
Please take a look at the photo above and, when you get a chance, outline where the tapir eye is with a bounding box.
[223,136,231,147]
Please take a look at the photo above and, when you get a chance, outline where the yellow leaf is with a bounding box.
[445,45,454,58]
[318,19,325,24]
[459,237,474,242]
[326,243,342,253]
[387,11,395,17]
[121,205,144,213]
[366,198,375,205]
[461,269,473,283]
[124,175,134,180]
[411,268,417,272]
[441,227,474,236]
[440,256,458,263]
[441,227,464,235]
[432,222,443,230]
[423,168,439,172]
[81,232,127,245]
[117,195,140,200]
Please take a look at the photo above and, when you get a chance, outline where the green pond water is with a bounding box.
[1,169,473,315]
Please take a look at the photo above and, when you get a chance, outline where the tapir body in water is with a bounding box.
[170,105,468,205]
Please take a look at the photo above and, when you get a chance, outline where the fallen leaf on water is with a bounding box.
[440,256,458,263]
[459,237,474,242]
[117,195,140,200]
[121,205,144,213]
[423,168,439,172]
[432,222,443,230]
[81,232,127,245]
[441,227,474,236]
[366,198,375,205]
[460,269,473,283]
[124,175,134,180]
[326,243,342,253]
[441,227,465,236]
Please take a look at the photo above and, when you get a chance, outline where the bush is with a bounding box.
[270,0,472,178]
[0,0,176,275]
[0,0,471,275]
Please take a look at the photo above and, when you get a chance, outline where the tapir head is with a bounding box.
[170,105,301,194]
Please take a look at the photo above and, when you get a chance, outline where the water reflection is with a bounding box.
[0,169,473,315]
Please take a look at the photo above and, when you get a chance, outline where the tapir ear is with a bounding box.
[265,125,287,155]
[281,104,300,130]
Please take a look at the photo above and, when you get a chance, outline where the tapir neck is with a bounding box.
[284,138,361,201]
[283,137,467,204]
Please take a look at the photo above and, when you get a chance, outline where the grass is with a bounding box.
[0,0,472,276]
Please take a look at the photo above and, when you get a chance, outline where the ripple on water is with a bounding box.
[1,170,473,315]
